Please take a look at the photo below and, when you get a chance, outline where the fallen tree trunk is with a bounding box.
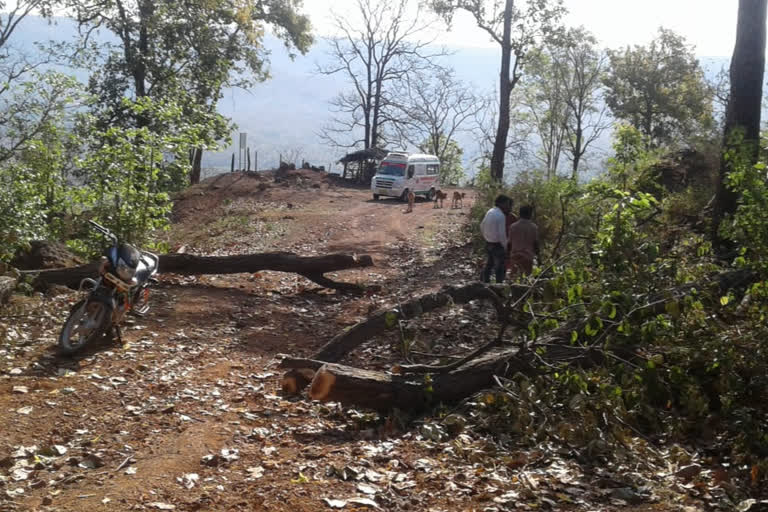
[22,252,374,292]
[279,282,529,394]
[293,342,596,411]
[311,282,522,363]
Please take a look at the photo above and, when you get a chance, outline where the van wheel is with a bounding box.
[400,189,409,202]
[426,188,435,202]
[373,194,379,200]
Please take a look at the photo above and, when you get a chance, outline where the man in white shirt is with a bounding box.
[480,194,513,283]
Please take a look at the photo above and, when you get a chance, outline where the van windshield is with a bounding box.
[378,162,405,176]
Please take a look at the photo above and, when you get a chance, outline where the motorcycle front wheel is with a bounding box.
[58,299,110,355]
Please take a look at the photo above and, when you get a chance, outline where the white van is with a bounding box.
[371,152,441,201]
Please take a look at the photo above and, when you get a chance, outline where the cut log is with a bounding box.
[278,282,528,395]
[0,276,17,305]
[301,342,595,411]
[22,252,374,291]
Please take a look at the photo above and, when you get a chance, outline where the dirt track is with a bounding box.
[0,171,486,512]
[1,172,684,511]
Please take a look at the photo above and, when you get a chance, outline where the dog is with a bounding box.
[451,191,465,209]
[433,190,447,209]
[405,190,415,213]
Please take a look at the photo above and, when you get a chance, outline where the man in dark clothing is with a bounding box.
[507,205,540,277]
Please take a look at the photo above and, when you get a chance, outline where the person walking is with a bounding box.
[480,194,513,283]
[507,205,540,277]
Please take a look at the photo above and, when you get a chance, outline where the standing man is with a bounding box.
[507,205,540,277]
[480,194,513,283]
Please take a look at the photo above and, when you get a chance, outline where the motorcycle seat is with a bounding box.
[133,252,159,285]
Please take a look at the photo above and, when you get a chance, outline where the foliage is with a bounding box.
[603,28,714,148]
[69,0,312,115]
[419,134,464,185]
[720,134,768,274]
[464,118,768,492]
[73,97,217,254]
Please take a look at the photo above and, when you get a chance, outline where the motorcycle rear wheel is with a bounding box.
[58,299,109,355]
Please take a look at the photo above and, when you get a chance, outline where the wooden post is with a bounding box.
[247,147,251,171]
[230,153,235,173]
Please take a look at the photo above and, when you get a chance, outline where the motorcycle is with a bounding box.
[58,220,159,355]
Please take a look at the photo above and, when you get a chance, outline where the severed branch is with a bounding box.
[22,252,375,292]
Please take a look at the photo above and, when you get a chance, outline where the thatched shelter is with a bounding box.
[337,147,388,183]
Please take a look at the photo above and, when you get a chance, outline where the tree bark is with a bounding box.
[23,252,374,291]
[298,342,595,412]
[489,0,514,183]
[189,147,204,185]
[279,282,531,394]
[713,0,767,241]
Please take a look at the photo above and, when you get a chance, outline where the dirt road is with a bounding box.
[0,171,486,512]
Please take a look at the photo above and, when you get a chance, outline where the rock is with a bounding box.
[675,464,702,481]
[79,454,104,469]
[200,454,220,467]
[0,276,17,304]
[42,496,53,506]
[10,240,84,271]
[12,386,28,394]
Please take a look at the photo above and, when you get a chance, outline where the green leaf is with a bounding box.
[385,311,399,329]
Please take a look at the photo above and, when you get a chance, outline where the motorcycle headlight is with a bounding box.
[116,260,136,282]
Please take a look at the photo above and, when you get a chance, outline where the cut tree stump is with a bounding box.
[287,342,595,411]
[22,252,374,292]
[279,282,530,395]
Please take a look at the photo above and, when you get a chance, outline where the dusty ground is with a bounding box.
[0,171,727,511]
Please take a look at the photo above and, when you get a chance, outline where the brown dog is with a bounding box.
[451,191,465,209]
[433,190,447,209]
[405,190,415,213]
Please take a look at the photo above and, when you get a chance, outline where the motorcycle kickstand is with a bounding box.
[113,325,123,345]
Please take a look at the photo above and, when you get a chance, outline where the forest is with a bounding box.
[1,0,768,510]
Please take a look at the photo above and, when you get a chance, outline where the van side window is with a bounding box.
[407,165,415,178]
[426,164,439,175]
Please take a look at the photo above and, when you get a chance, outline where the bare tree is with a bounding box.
[318,0,446,161]
[0,0,61,163]
[470,87,530,179]
[555,27,610,180]
[430,0,566,183]
[516,49,570,179]
[395,67,486,163]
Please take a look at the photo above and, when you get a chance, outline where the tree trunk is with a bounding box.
[23,252,374,292]
[280,282,530,395]
[489,0,514,183]
[297,342,595,412]
[713,0,767,241]
[189,147,204,185]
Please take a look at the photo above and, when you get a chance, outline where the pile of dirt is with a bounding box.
[10,240,84,270]
[172,169,334,224]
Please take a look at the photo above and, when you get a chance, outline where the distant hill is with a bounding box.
[13,16,732,179]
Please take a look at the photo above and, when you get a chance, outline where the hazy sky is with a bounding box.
[304,0,739,57]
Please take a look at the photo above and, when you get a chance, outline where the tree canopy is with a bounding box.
[603,28,713,148]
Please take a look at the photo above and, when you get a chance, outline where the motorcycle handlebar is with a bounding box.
[88,220,117,243]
